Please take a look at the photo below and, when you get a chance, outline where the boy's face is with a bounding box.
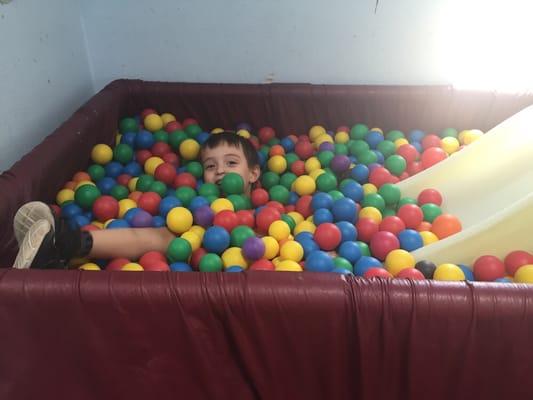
[201,142,260,195]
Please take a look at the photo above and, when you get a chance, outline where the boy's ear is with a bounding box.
[249,165,261,184]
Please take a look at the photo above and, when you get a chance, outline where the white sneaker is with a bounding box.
[13,201,55,246]
[12,219,52,269]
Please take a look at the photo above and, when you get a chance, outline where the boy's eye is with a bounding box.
[227,160,238,166]
[205,165,215,170]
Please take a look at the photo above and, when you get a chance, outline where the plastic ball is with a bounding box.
[211,198,234,213]
[364,267,392,279]
[268,155,287,174]
[91,144,113,165]
[420,203,442,223]
[397,204,424,229]
[249,259,276,271]
[433,263,465,281]
[441,137,460,154]
[92,195,119,222]
[230,225,255,248]
[203,226,231,254]
[268,220,291,241]
[514,265,533,283]
[241,236,265,260]
[75,185,102,210]
[417,188,443,206]
[430,214,462,239]
[137,192,161,215]
[395,268,425,280]
[338,241,362,264]
[504,250,533,276]
[379,216,406,235]
[280,240,304,262]
[221,247,248,269]
[144,114,163,132]
[355,218,379,243]
[169,262,193,272]
[316,173,337,192]
[166,207,193,234]
[335,221,357,243]
[167,237,192,263]
[384,249,415,276]
[256,207,282,234]
[354,256,382,276]
[473,255,505,281]
[144,156,165,176]
[305,250,334,272]
[199,253,223,272]
[121,263,144,271]
[292,175,316,196]
[397,229,423,252]
[421,147,447,169]
[415,260,437,279]
[359,207,382,224]
[213,210,239,232]
[221,172,244,195]
[130,209,153,227]
[179,139,200,160]
[331,197,357,223]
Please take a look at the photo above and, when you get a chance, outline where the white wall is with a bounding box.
[0,0,93,172]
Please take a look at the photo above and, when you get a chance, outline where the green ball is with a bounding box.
[334,143,348,155]
[334,257,353,272]
[421,203,442,223]
[230,225,255,247]
[350,123,368,140]
[316,173,338,192]
[113,144,134,164]
[119,117,138,134]
[339,179,353,189]
[382,207,397,217]
[185,124,202,138]
[259,145,270,158]
[397,197,417,209]
[206,195,218,204]
[199,182,220,198]
[136,174,155,192]
[149,181,168,197]
[280,172,297,190]
[377,140,396,158]
[268,137,280,146]
[285,153,299,167]
[221,172,244,195]
[88,164,105,182]
[168,130,188,150]
[175,187,196,207]
[186,161,204,179]
[281,214,296,231]
[153,130,169,143]
[261,171,280,190]
[385,155,407,176]
[349,140,370,157]
[317,150,334,167]
[378,183,401,206]
[269,185,290,204]
[167,237,192,263]
[356,241,371,257]
[199,253,223,272]
[110,185,129,200]
[227,194,248,211]
[328,190,345,201]
[386,130,405,142]
[75,185,101,210]
[358,150,378,165]
[361,193,386,212]
[440,127,458,138]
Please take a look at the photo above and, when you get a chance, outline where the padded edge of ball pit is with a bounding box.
[2,79,533,266]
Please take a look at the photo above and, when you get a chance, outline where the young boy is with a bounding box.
[13,132,261,269]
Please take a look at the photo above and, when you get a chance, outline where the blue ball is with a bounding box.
[495,277,512,283]
[298,238,320,258]
[107,219,131,229]
[305,250,334,272]
[226,266,245,273]
[350,164,369,184]
[104,162,123,179]
[458,264,475,281]
[203,226,230,254]
[398,229,424,252]
[170,262,193,272]
[83,211,93,221]
[354,256,383,276]
[281,137,295,152]
[365,130,384,149]
[331,268,354,275]
[332,197,357,223]
[409,129,425,142]
[313,208,334,225]
[62,202,83,219]
[152,215,166,227]
[97,177,117,194]
[340,181,364,203]
[159,196,182,218]
[411,141,423,153]
[288,191,299,205]
[196,132,210,144]
[124,161,142,177]
[338,241,362,264]
[295,232,314,242]
[335,221,358,242]
[120,132,137,147]
[373,150,385,165]
[311,192,334,211]
[123,207,141,224]
[69,215,90,230]
[258,151,267,167]
[189,196,209,213]
[135,130,155,149]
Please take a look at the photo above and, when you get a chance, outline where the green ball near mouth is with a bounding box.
[221,172,244,195]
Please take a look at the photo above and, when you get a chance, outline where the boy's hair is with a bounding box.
[200,132,259,167]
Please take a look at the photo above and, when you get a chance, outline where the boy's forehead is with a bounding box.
[201,142,245,160]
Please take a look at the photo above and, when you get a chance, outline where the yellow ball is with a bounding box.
[160,113,176,125]
[103,219,115,228]
[144,114,164,132]
[115,133,122,146]
[433,263,465,281]
[309,169,325,180]
[359,206,382,224]
[181,231,201,251]
[262,236,280,259]
[276,260,303,272]
[362,183,378,195]
[236,129,251,138]
[293,220,316,235]
[179,139,200,160]
[268,220,291,241]
[91,144,113,165]
[79,262,101,271]
[190,225,206,240]
[335,131,350,144]
[56,188,75,205]
[292,175,316,196]
[222,247,248,269]
[75,180,96,190]
[314,134,334,148]
[268,155,287,174]
[272,256,282,267]
[280,240,304,262]
[385,249,415,276]
[441,137,460,155]
[394,138,409,149]
[513,264,533,283]
[121,262,144,271]
[458,130,469,143]
[287,211,304,225]
[370,127,383,133]
[91,221,104,229]
[304,157,321,173]
[166,207,193,234]
[128,177,138,192]
[211,198,234,213]
[118,199,137,218]
[211,128,225,134]
[144,156,165,175]
[309,125,327,141]
[463,129,483,145]
[419,231,439,246]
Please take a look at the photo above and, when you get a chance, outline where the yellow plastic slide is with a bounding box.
[396,105,533,266]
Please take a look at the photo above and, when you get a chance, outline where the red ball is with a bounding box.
[135,149,153,166]
[236,210,255,228]
[258,126,276,144]
[337,125,350,133]
[143,260,170,271]
[190,247,207,270]
[396,268,426,280]
[256,207,281,234]
[213,210,239,232]
[266,201,285,214]
[173,172,197,189]
[295,141,315,160]
[81,224,100,232]
[369,167,393,188]
[154,162,177,185]
[370,231,400,261]
[151,142,172,157]
[251,188,269,207]
[473,255,505,281]
[290,160,306,176]
[397,172,409,181]
[116,174,132,187]
[137,191,161,215]
[397,204,424,229]
[406,161,423,176]
[364,267,393,279]
[314,223,342,251]
[356,218,380,243]
[295,195,313,218]
[284,205,295,213]
[182,118,198,128]
[106,258,130,271]
[379,216,406,235]
[92,195,119,222]
[50,204,61,218]
[396,144,419,163]
[162,152,180,167]
[504,250,533,276]
[248,136,260,150]
[139,251,168,271]
[421,134,441,150]
[249,259,275,271]
[417,188,443,206]
[421,147,447,170]
[141,108,157,119]
[165,120,183,133]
